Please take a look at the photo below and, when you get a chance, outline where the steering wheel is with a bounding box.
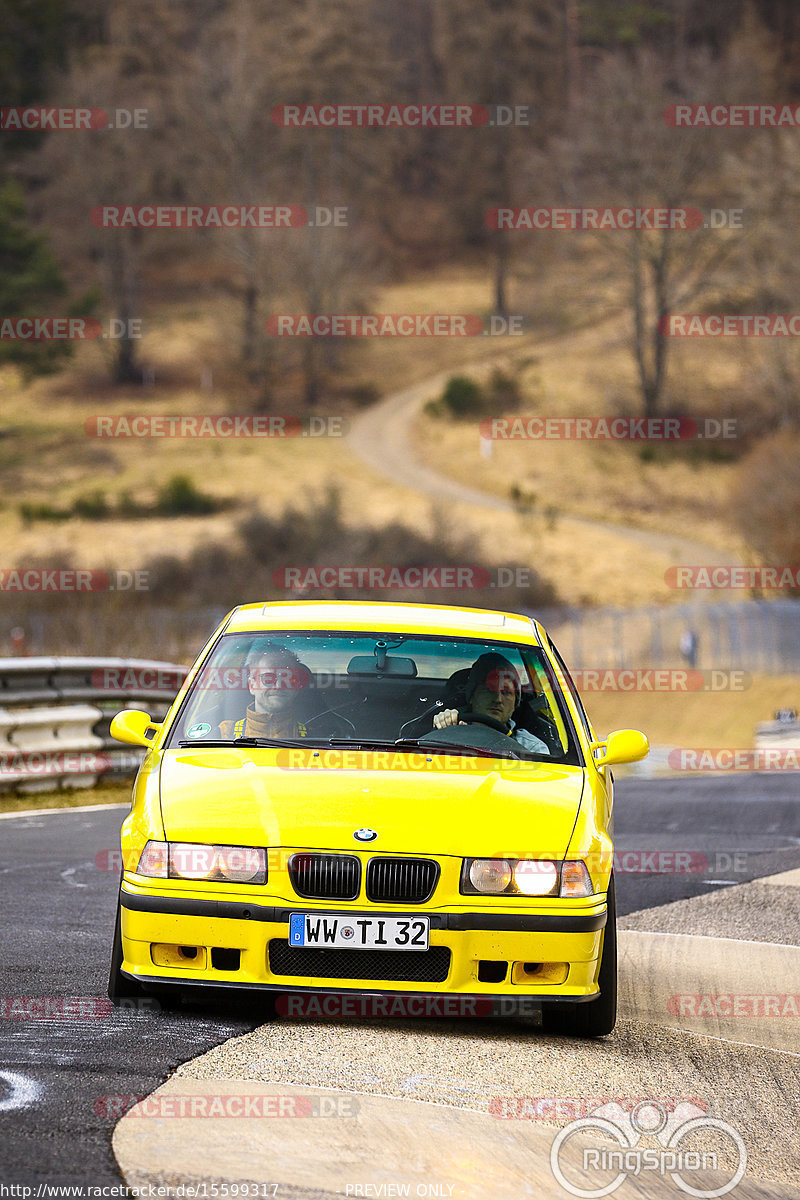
[458,711,510,734]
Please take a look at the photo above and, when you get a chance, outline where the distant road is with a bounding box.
[349,356,738,567]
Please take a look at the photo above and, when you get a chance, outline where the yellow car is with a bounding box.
[108,600,648,1037]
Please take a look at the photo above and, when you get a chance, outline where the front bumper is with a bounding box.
[119,883,608,1002]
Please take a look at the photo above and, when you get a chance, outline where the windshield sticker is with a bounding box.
[186,722,212,740]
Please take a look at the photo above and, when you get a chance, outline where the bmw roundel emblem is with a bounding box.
[354,827,378,842]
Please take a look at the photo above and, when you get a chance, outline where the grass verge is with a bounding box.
[0,779,132,815]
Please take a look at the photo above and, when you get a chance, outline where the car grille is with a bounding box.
[268,941,451,983]
[288,853,360,900]
[366,857,439,904]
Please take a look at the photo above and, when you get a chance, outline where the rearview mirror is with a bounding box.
[110,709,161,748]
[590,729,649,767]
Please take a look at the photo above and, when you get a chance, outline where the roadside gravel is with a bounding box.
[620,878,800,946]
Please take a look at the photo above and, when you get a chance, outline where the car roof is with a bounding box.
[223,600,545,645]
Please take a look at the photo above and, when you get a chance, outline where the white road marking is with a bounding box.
[59,864,92,888]
[0,802,129,821]
[621,928,800,950]
[0,1071,43,1112]
[658,1023,800,1061]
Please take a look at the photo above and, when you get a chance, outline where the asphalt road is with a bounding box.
[1,772,798,1189]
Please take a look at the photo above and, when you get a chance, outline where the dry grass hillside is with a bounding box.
[0,264,762,610]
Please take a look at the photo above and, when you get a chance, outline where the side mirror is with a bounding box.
[590,729,649,767]
[110,709,161,748]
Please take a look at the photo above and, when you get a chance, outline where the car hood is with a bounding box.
[158,748,585,858]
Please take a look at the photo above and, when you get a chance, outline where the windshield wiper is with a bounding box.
[175,735,522,761]
[391,737,523,761]
[177,736,319,749]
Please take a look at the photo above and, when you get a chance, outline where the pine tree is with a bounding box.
[0,181,74,375]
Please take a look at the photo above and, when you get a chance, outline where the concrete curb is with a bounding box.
[619,930,800,1053]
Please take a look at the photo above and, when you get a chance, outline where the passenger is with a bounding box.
[433,651,548,754]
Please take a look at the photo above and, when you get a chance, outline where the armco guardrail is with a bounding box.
[755,717,800,750]
[0,657,188,794]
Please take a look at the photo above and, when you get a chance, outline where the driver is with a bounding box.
[433,651,548,754]
[218,646,311,740]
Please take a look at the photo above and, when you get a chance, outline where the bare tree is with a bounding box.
[32,0,191,383]
[554,38,773,418]
[179,0,393,402]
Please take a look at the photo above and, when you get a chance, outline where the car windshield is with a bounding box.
[166,631,580,763]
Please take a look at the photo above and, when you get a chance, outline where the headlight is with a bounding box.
[461,858,593,897]
[468,859,513,893]
[462,858,558,896]
[170,843,217,880]
[216,846,265,883]
[513,860,558,896]
[135,840,266,884]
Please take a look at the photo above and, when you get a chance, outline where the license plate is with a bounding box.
[289,912,429,951]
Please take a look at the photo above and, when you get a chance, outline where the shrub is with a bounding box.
[72,490,110,519]
[438,375,484,419]
[155,474,220,516]
[19,502,71,523]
